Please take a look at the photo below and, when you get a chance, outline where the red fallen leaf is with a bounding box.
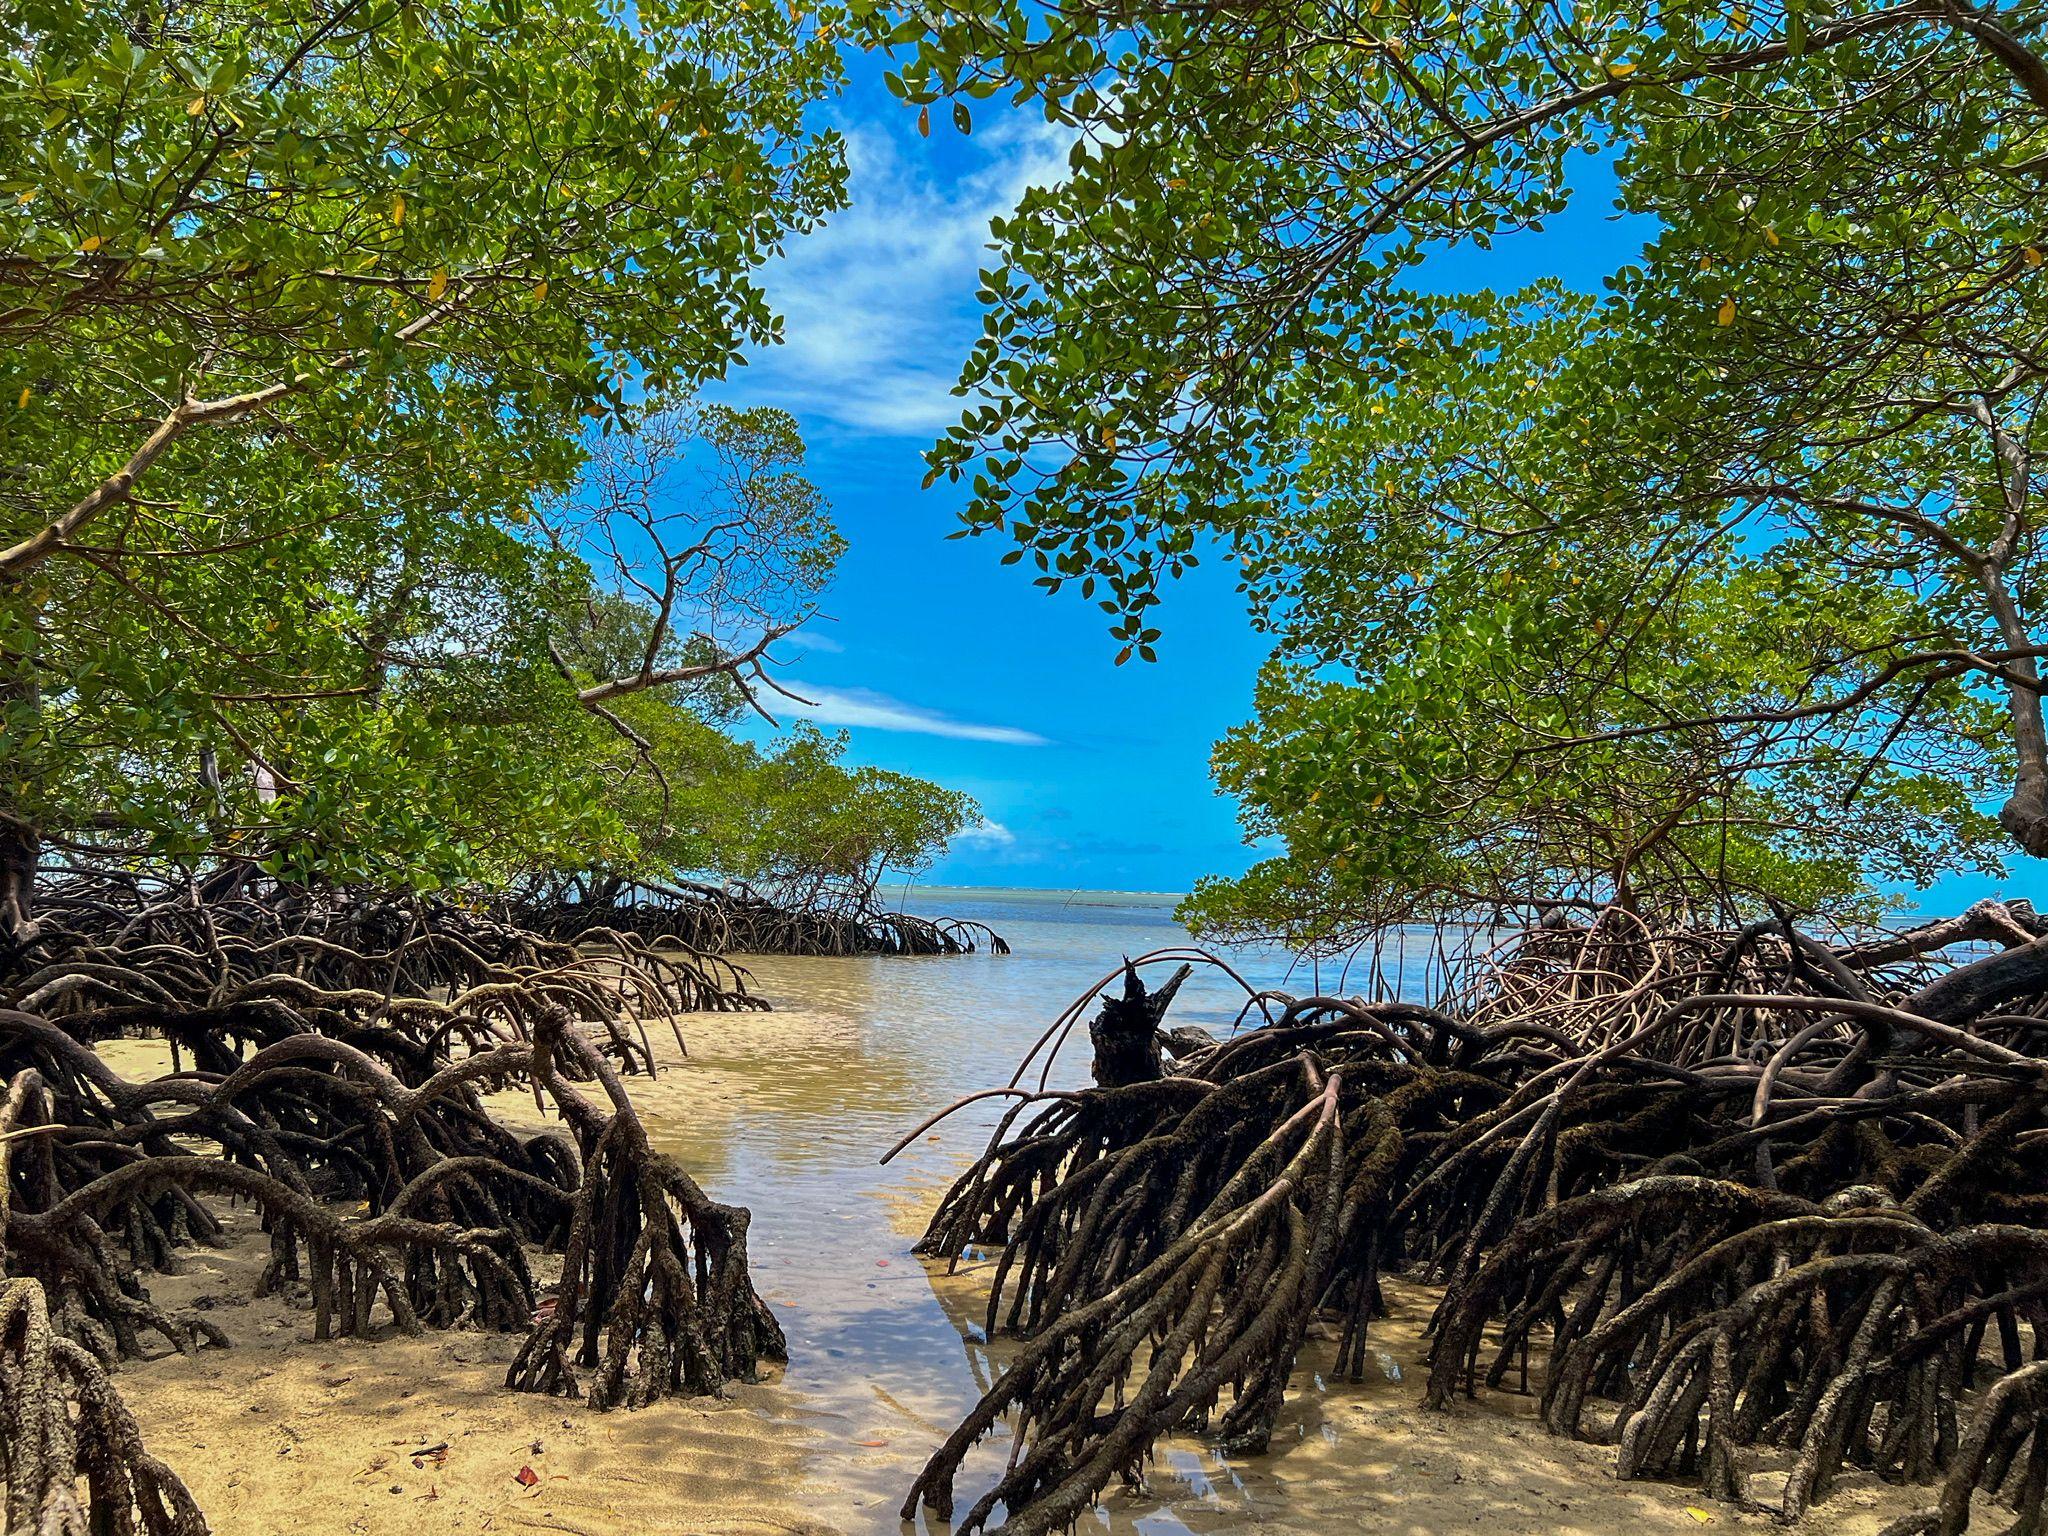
[875,1259,890,1267]
[514,1466,540,1488]
[855,1439,889,1448]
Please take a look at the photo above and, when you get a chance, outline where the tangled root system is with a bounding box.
[900,902,2048,1536]
[3,1069,207,1535]
[1,864,791,1533]
[511,873,1009,957]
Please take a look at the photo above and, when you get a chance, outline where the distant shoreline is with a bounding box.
[880,885,1992,933]
[882,883,1187,907]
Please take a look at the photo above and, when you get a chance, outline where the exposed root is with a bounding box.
[504,1005,782,1406]
[898,905,2048,1535]
[3,1070,207,1535]
[1876,1361,2048,1536]
[1,863,791,1531]
[1,1274,209,1536]
[511,873,1010,957]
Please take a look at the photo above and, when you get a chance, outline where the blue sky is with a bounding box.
[703,65,1647,893]
[703,61,2007,910]
[706,73,1275,891]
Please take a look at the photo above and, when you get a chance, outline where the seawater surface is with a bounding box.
[641,890,1481,1533]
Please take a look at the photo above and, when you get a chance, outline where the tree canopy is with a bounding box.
[871,0,2048,934]
[1,2,978,933]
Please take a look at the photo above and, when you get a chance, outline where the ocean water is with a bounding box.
[627,889,1456,1532]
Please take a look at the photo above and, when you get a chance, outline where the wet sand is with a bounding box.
[99,964,1940,1536]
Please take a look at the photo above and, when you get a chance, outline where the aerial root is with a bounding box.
[902,909,2048,1535]
[504,1006,783,1407]
[4,1068,207,1535]
[511,872,1008,958]
[1,1275,210,1536]
[1878,1361,2048,1536]
[2,864,785,1535]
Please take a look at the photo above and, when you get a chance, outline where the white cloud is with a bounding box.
[783,683,1048,745]
[779,627,844,654]
[728,112,1077,436]
[955,818,1017,848]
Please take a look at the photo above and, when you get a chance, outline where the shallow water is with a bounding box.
[645,894,1444,1533]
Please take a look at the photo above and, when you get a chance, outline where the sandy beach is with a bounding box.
[100,1002,1943,1536]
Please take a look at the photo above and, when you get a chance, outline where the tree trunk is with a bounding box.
[195,858,259,904]
[1971,474,2048,857]
[0,816,39,952]
[1999,755,2048,856]
[1908,932,2048,1023]
[1088,962,1193,1087]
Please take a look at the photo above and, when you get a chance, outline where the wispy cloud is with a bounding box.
[955,818,1017,848]
[784,683,1048,745]
[729,112,1076,436]
[778,627,845,654]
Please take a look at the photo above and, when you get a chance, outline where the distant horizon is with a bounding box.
[877,878,2022,927]
[876,884,1196,909]
[882,880,1188,902]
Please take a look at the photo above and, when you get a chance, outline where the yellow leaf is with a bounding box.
[1716,296,1736,326]
[187,95,206,116]
[1763,226,1780,247]
[2025,247,2043,268]
[531,280,548,301]
[390,193,405,227]
[1731,7,1749,25]
[1685,1510,1714,1525]
[427,267,448,301]
[80,234,101,253]
[16,387,29,409]
[1606,59,1636,77]
[14,188,34,205]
